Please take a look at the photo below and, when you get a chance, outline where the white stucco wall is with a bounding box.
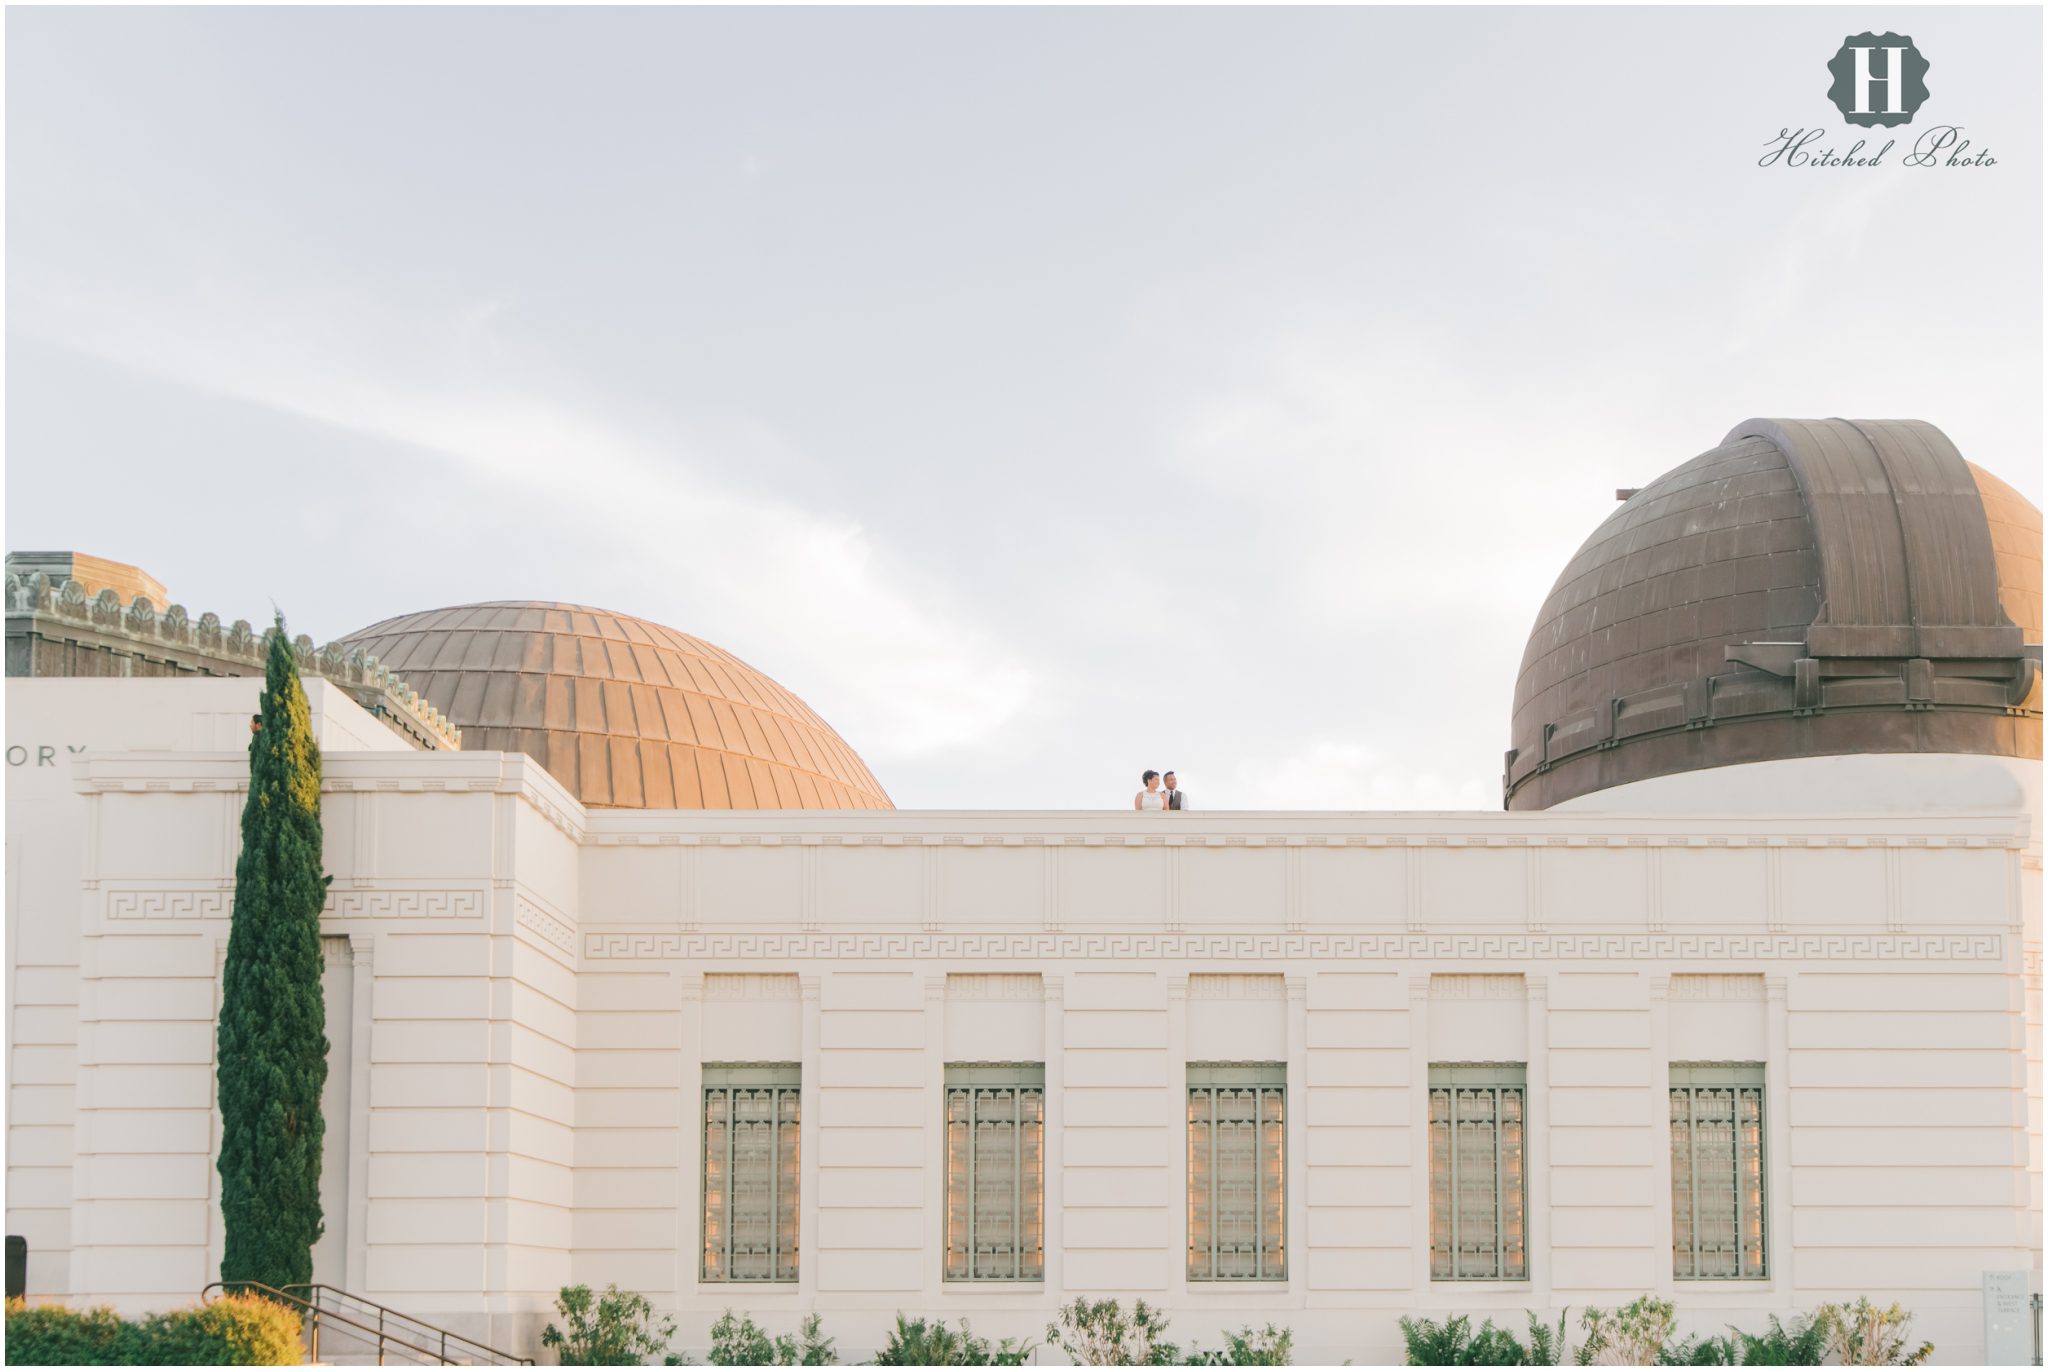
[6,717,2034,1364]
[3,677,410,1301]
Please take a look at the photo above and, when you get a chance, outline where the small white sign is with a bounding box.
[1983,1269,2033,1365]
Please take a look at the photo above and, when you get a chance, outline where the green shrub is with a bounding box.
[1048,1297,1180,1365]
[1523,1311,1567,1366]
[1183,1323,1295,1365]
[872,1313,1033,1366]
[5,1294,303,1365]
[1659,1313,1826,1366]
[1814,1300,1931,1367]
[1399,1313,1533,1365]
[1578,1297,1676,1366]
[141,1295,307,1365]
[5,1300,136,1365]
[709,1310,837,1366]
[542,1284,682,1365]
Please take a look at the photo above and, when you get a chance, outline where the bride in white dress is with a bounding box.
[1134,769,1166,811]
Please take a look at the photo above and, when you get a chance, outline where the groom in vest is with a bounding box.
[1163,771,1187,811]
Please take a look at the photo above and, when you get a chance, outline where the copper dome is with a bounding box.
[1506,418,2042,810]
[339,602,891,811]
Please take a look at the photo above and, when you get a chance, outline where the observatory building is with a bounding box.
[4,419,2040,1363]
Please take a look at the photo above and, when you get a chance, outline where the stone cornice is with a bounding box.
[578,809,2029,849]
[65,752,2030,852]
[72,751,587,842]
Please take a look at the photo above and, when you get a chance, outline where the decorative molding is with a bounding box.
[585,929,2006,963]
[1430,973,1527,1000]
[1403,848,1422,932]
[1285,848,1305,933]
[703,973,803,1000]
[106,889,230,920]
[513,893,577,954]
[1646,848,1666,932]
[944,973,1044,1001]
[1884,849,1905,931]
[326,888,484,919]
[6,569,459,751]
[575,822,2027,851]
[1187,973,1287,1000]
[1765,849,1785,931]
[1667,973,1767,1001]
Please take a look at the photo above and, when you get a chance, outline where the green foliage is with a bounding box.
[542,1284,683,1365]
[216,621,331,1290]
[1578,1298,1676,1366]
[1047,1297,1180,1365]
[1814,1300,1931,1367]
[1398,1314,1531,1365]
[1656,1334,1738,1366]
[709,1310,837,1366]
[1731,1315,1827,1366]
[1405,1302,1925,1369]
[1659,1314,1826,1366]
[5,1294,303,1365]
[1182,1324,1295,1365]
[1524,1310,1568,1366]
[5,1300,134,1365]
[140,1296,308,1365]
[871,1313,1033,1366]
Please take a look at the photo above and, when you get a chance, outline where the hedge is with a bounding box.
[5,1293,303,1365]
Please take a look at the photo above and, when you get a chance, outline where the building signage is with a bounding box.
[1983,1271,2034,1365]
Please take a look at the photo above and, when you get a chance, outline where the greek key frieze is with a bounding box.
[582,929,2005,963]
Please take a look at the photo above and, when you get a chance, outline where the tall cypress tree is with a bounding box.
[217,617,330,1289]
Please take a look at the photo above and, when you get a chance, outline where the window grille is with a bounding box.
[701,1063,800,1283]
[1670,1062,1767,1280]
[1187,1063,1286,1282]
[1428,1063,1527,1281]
[944,1063,1044,1282]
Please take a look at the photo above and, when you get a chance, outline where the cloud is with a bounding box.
[10,277,1034,763]
[1226,737,1497,811]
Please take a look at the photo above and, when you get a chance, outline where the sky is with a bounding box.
[6,6,2042,811]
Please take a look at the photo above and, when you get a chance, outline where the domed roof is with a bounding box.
[339,602,891,811]
[1506,418,2041,810]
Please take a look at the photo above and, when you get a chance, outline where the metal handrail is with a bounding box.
[282,1284,531,1365]
[203,1281,531,1366]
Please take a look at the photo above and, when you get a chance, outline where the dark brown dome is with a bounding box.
[1506,419,2041,810]
[339,602,891,811]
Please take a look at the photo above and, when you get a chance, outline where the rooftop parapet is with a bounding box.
[4,569,461,753]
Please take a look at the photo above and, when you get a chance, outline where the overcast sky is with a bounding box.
[7,7,2041,810]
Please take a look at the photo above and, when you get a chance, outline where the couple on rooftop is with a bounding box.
[1134,769,1188,811]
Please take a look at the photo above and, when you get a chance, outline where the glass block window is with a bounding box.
[1671,1062,1767,1280]
[944,1063,1045,1282]
[1428,1063,1527,1281]
[702,1063,800,1283]
[1187,1063,1286,1282]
